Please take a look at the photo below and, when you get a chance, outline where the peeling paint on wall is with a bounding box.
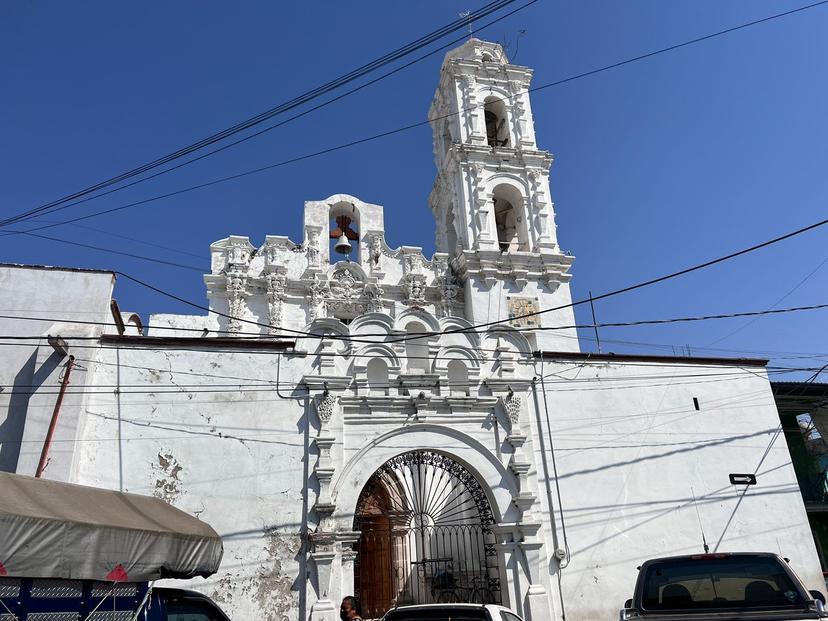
[152,450,183,504]
[210,528,301,620]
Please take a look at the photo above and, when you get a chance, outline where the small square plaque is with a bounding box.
[507,296,540,328]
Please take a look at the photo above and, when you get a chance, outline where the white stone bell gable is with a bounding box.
[202,194,465,336]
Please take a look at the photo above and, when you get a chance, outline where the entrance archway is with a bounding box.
[354,451,501,617]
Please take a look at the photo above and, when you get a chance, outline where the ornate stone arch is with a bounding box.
[438,316,483,350]
[394,307,441,335]
[350,312,394,337]
[352,343,402,394]
[331,424,520,529]
[484,325,533,356]
[295,318,352,365]
[433,345,481,396]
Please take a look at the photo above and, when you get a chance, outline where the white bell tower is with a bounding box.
[428,39,579,352]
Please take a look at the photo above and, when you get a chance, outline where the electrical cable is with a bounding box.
[0,0,538,236]
[538,357,571,568]
[3,311,827,360]
[16,231,207,272]
[2,299,828,343]
[705,253,828,346]
[120,208,828,345]
[0,368,806,397]
[0,0,524,229]
[4,0,825,233]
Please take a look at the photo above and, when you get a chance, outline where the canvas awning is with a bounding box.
[0,472,223,581]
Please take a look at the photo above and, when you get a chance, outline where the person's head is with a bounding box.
[340,596,361,621]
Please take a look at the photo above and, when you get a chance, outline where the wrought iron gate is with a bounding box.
[354,451,500,618]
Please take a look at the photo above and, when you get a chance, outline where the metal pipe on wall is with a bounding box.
[35,355,75,478]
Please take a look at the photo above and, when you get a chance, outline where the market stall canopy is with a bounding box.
[0,472,223,581]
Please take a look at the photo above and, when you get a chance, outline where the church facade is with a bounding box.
[2,40,823,621]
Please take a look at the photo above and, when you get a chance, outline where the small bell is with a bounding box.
[334,233,352,256]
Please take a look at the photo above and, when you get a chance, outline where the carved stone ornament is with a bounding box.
[436,260,460,317]
[266,273,286,335]
[226,240,251,271]
[365,283,385,313]
[264,241,286,267]
[225,271,248,334]
[405,254,424,275]
[329,267,363,300]
[404,275,427,307]
[307,278,327,322]
[504,392,522,426]
[306,230,321,268]
[369,234,382,268]
[316,392,337,423]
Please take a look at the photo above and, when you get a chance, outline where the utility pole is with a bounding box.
[589,291,601,354]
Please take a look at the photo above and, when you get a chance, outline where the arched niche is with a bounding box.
[329,200,360,263]
[404,321,431,374]
[352,343,402,394]
[484,95,510,148]
[433,345,481,397]
[438,316,483,350]
[295,317,352,358]
[366,358,390,395]
[484,326,533,357]
[491,182,529,252]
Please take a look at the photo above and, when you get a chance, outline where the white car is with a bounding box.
[381,603,525,621]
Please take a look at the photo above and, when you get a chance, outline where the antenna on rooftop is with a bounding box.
[459,10,473,38]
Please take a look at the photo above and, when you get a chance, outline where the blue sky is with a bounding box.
[2,1,827,372]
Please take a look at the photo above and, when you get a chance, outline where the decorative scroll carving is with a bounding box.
[266,273,286,335]
[225,271,248,334]
[435,258,460,317]
[365,283,385,313]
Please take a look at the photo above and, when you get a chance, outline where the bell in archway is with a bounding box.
[334,233,352,256]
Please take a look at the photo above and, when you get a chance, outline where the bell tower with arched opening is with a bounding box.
[428,39,579,351]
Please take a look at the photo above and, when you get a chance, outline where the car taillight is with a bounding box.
[689,554,727,560]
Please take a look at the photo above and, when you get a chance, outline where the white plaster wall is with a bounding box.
[0,265,114,479]
[75,345,311,620]
[530,359,824,621]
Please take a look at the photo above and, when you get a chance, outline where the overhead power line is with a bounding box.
[0,0,526,230]
[2,301,828,342]
[0,0,538,234]
[2,214,827,347]
[19,231,206,272]
[13,205,813,346]
[4,0,826,234]
[0,367,808,397]
[2,311,828,361]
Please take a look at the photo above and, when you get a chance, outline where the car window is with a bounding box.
[165,599,225,621]
[501,611,523,621]
[640,556,805,611]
